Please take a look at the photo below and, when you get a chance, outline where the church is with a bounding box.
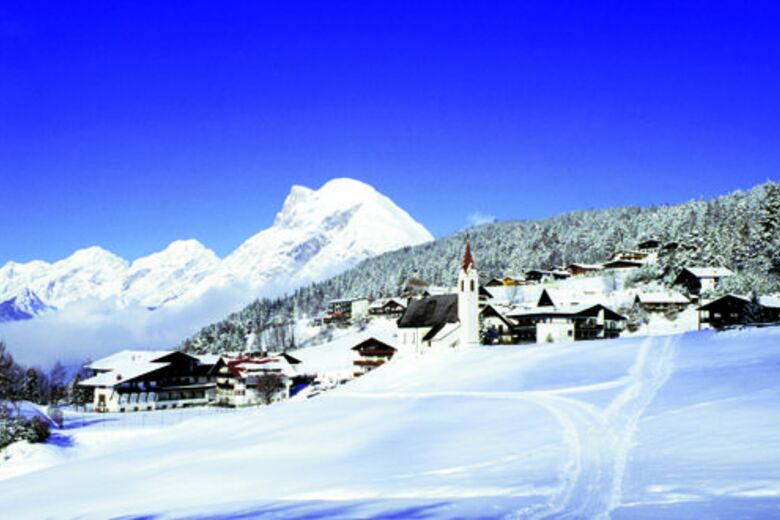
[396,241,480,354]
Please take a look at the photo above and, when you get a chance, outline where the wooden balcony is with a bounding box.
[354,348,395,357]
[354,359,386,368]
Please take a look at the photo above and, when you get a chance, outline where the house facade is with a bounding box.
[634,292,690,313]
[352,337,397,377]
[699,294,780,329]
[603,259,644,270]
[80,351,217,413]
[507,304,627,344]
[674,267,734,295]
[566,263,604,276]
[213,353,300,407]
[325,298,370,323]
[368,298,407,317]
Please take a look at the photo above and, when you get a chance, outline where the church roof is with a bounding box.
[397,294,459,329]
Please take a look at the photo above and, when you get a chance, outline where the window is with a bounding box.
[460,281,464,292]
[470,280,475,292]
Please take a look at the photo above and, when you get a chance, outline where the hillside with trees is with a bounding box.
[182,181,780,354]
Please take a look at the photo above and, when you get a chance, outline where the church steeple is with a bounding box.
[458,239,480,346]
[462,239,476,272]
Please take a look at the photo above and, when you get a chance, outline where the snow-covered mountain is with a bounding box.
[0,288,54,322]
[0,178,432,319]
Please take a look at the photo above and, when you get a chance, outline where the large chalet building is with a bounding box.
[80,350,218,413]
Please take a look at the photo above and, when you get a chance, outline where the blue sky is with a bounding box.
[1,2,779,263]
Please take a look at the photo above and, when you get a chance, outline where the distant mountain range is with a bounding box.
[0,179,433,323]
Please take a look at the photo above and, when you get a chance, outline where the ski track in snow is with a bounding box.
[339,335,678,520]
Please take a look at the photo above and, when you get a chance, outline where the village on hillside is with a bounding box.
[73,240,780,415]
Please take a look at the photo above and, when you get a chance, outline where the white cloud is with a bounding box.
[0,283,256,368]
[467,211,497,227]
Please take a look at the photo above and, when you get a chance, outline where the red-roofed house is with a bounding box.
[213,354,299,407]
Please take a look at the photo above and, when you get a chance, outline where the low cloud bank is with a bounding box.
[0,283,257,367]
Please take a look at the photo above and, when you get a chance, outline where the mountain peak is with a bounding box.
[65,246,127,267]
[0,178,432,319]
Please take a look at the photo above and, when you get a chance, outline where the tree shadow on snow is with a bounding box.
[46,431,75,448]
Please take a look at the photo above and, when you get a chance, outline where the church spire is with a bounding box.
[462,239,476,272]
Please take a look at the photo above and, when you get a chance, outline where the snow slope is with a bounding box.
[2,327,780,519]
[0,178,432,314]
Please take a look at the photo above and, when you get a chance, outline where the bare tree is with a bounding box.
[254,373,286,405]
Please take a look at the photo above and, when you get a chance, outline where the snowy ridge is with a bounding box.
[0,288,54,322]
[0,178,432,316]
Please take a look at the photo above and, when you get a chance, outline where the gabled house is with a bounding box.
[485,276,526,287]
[633,292,690,312]
[507,304,627,344]
[80,351,217,413]
[525,269,570,282]
[480,304,516,344]
[212,353,300,407]
[612,250,649,262]
[368,298,407,317]
[566,263,604,276]
[351,337,397,377]
[402,277,430,298]
[534,288,601,309]
[699,294,780,329]
[637,239,662,254]
[324,298,370,323]
[603,259,644,270]
[674,267,734,296]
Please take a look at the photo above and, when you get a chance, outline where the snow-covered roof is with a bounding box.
[81,359,170,387]
[684,267,734,279]
[81,349,212,387]
[86,350,173,371]
[508,303,625,320]
[482,285,527,304]
[567,263,604,270]
[370,297,407,309]
[635,292,690,305]
[534,287,603,308]
[220,354,297,379]
[701,294,780,310]
[423,321,460,342]
[424,286,451,296]
[761,296,780,309]
[195,354,221,366]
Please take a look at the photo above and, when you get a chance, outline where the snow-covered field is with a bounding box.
[2,327,780,519]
